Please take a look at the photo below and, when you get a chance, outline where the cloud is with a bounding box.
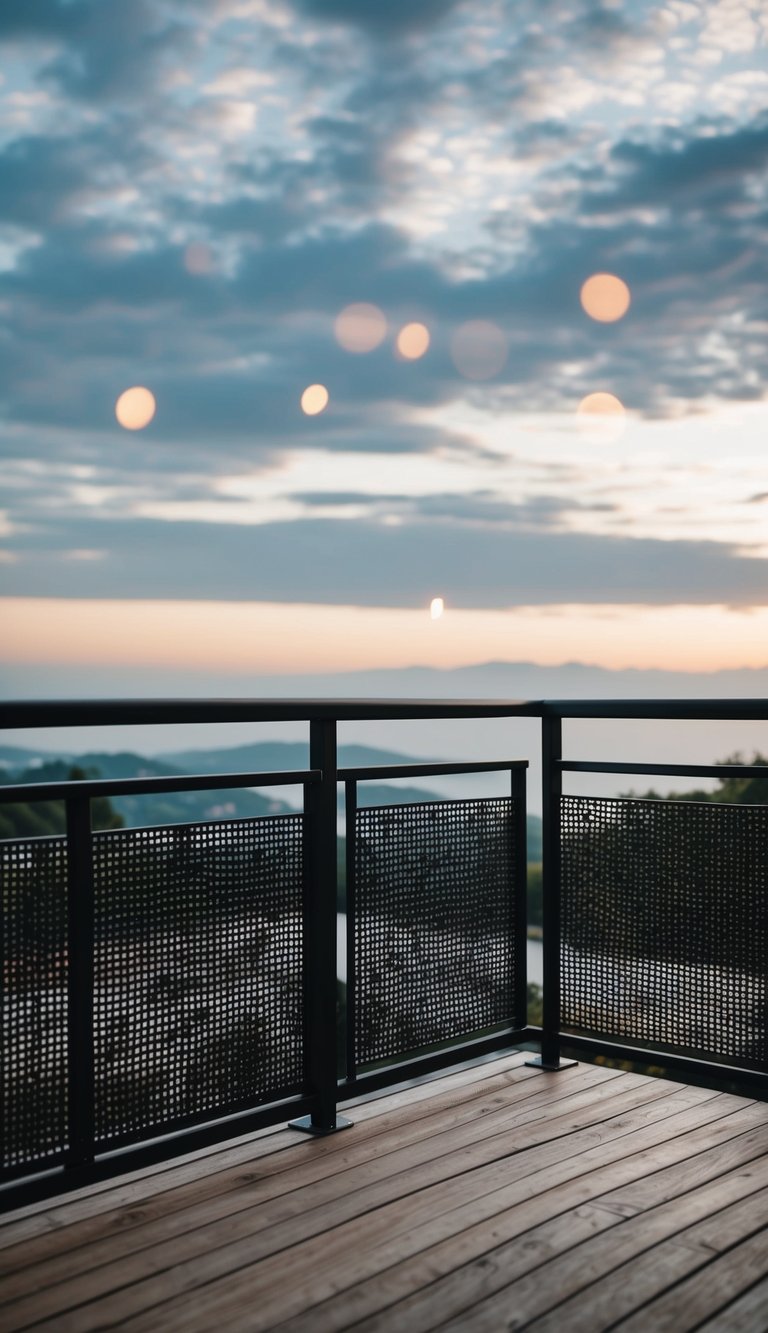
[588,115,768,212]
[289,490,617,525]
[5,511,768,609]
[0,0,82,40]
[292,0,462,37]
[2,0,768,620]
[0,1,198,104]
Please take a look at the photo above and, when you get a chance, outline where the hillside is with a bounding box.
[0,752,292,828]
[0,742,542,854]
[160,741,432,774]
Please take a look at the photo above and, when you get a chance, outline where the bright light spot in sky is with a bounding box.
[115,386,156,431]
[397,322,431,360]
[450,320,508,380]
[577,391,626,442]
[580,273,631,323]
[301,383,329,415]
[334,303,387,353]
[430,596,444,620]
[183,242,214,275]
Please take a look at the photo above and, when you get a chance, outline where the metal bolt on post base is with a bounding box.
[288,1114,354,1136]
[525,1055,578,1072]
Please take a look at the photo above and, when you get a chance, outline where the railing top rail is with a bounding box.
[541,698,768,720]
[3,697,768,730]
[339,760,528,781]
[0,769,320,804]
[562,761,768,779]
[0,698,541,729]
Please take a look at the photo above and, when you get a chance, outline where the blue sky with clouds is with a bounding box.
[2,0,768,673]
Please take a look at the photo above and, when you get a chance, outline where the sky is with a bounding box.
[2,0,768,687]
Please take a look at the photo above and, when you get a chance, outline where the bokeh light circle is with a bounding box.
[430,597,444,620]
[580,273,631,323]
[397,322,431,360]
[184,242,214,275]
[301,383,329,415]
[576,391,626,442]
[334,303,387,353]
[115,386,156,431]
[450,320,508,380]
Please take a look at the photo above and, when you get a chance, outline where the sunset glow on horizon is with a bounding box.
[4,597,768,676]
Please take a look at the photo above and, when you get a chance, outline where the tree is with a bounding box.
[0,763,124,839]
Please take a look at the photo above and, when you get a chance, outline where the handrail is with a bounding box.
[0,770,321,803]
[4,696,768,728]
[338,760,527,781]
[560,762,768,778]
[0,698,539,728]
[541,698,768,719]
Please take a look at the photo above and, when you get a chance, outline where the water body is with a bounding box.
[336,914,543,986]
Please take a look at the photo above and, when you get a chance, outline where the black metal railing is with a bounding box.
[1,696,767,1211]
[342,760,528,1081]
[0,701,531,1208]
[537,700,768,1090]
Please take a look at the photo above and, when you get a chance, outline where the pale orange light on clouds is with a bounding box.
[300,383,329,415]
[4,599,768,675]
[397,322,430,360]
[450,320,507,380]
[580,273,631,323]
[577,390,626,442]
[334,302,387,353]
[115,386,156,431]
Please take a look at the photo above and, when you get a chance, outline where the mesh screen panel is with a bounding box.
[561,796,767,1068]
[353,798,517,1066]
[1,836,68,1171]
[92,815,304,1144]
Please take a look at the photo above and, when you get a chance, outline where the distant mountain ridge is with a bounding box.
[6,657,768,703]
[0,741,542,855]
[160,742,425,773]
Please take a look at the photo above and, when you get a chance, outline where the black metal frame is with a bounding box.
[2,694,768,1212]
[340,761,529,1085]
[0,764,320,1202]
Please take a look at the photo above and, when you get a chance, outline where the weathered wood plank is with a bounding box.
[0,1055,538,1276]
[696,1274,768,1332]
[1,1059,764,1333]
[408,1152,768,1333]
[0,1052,529,1252]
[526,1185,768,1333]
[1,1076,681,1331]
[0,1060,607,1296]
[274,1109,768,1333]
[617,1227,768,1333]
[47,1086,720,1333]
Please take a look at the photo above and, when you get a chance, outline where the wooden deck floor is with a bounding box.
[1,1053,767,1331]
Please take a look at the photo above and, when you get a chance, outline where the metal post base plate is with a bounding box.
[525,1055,579,1071]
[288,1114,354,1136]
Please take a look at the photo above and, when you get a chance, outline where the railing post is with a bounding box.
[511,765,528,1030]
[345,779,357,1084]
[290,718,352,1135]
[527,713,577,1072]
[66,795,96,1165]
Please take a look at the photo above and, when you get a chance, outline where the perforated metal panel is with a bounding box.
[92,815,304,1145]
[561,796,767,1068]
[352,798,517,1066]
[1,836,68,1171]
